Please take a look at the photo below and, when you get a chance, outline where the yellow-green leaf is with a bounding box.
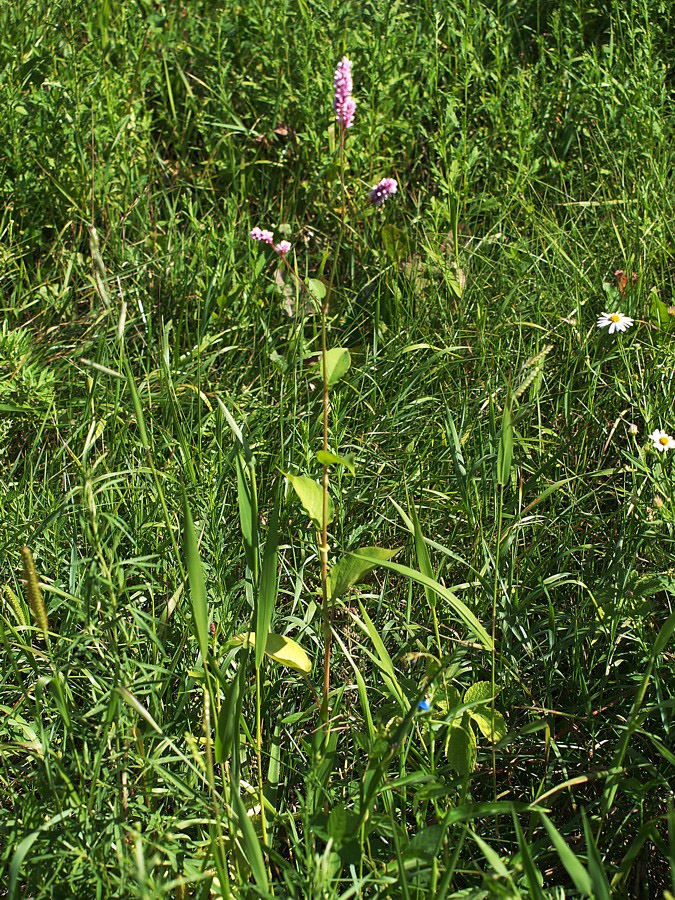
[316,449,356,476]
[320,347,351,388]
[285,472,333,529]
[446,722,476,775]
[233,632,311,674]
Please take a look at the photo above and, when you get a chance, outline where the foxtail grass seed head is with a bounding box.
[334,56,356,129]
[596,311,634,334]
[249,226,275,245]
[369,177,398,206]
[21,545,49,638]
[274,240,291,255]
[4,585,27,628]
[649,429,675,452]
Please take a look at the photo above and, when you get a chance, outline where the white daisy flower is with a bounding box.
[597,311,634,334]
[649,429,675,452]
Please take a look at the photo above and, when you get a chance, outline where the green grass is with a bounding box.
[2,0,675,896]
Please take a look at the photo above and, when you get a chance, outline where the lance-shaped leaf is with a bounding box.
[350,552,493,649]
[497,398,514,486]
[254,502,279,668]
[233,632,311,674]
[327,546,401,600]
[316,449,356,476]
[285,472,333,529]
[182,489,209,662]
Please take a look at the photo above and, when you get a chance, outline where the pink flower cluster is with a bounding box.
[369,177,398,206]
[333,56,356,130]
[249,227,291,255]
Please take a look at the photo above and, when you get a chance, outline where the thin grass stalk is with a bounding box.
[320,126,348,715]
[255,664,268,850]
[491,486,504,809]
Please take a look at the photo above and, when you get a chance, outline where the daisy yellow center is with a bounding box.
[610,314,621,323]
[659,436,669,446]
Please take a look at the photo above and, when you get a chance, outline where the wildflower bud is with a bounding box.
[274,240,291,255]
[628,423,638,435]
[654,495,664,509]
[249,227,275,245]
[369,177,398,206]
[334,56,356,130]
[668,305,675,317]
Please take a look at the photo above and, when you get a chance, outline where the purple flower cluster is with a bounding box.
[333,56,356,130]
[369,177,398,206]
[250,227,291,255]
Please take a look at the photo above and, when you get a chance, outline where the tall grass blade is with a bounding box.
[255,500,279,669]
[182,489,209,664]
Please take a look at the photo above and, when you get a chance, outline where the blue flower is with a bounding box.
[417,698,431,711]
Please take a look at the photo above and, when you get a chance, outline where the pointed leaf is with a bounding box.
[182,490,209,662]
[285,472,333,529]
[446,722,476,775]
[316,449,356,476]
[232,789,268,891]
[255,502,279,668]
[327,546,401,599]
[582,809,611,900]
[350,553,492,648]
[464,682,507,743]
[306,278,326,301]
[214,661,247,763]
[512,812,546,900]
[538,813,592,896]
[320,347,351,388]
[235,453,258,580]
[410,501,436,609]
[471,708,508,743]
[497,399,513,486]
[233,632,311,674]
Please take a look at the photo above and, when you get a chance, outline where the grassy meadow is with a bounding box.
[2,0,675,896]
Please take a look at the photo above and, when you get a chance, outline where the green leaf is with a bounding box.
[316,449,356,476]
[182,489,209,663]
[649,287,675,330]
[464,682,507,743]
[233,632,311,674]
[235,453,258,581]
[328,546,400,600]
[327,805,359,847]
[410,501,436,609]
[381,224,410,263]
[319,347,351,388]
[214,661,247,764]
[306,277,326,301]
[497,398,513,486]
[285,472,333,529]
[255,502,279,669]
[538,813,592,896]
[350,553,492,649]
[512,812,546,900]
[471,708,507,743]
[232,789,268,891]
[582,809,611,900]
[446,721,476,775]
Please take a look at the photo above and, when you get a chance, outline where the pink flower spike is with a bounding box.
[369,177,398,206]
[334,56,356,130]
[250,226,274,245]
[274,240,291,255]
